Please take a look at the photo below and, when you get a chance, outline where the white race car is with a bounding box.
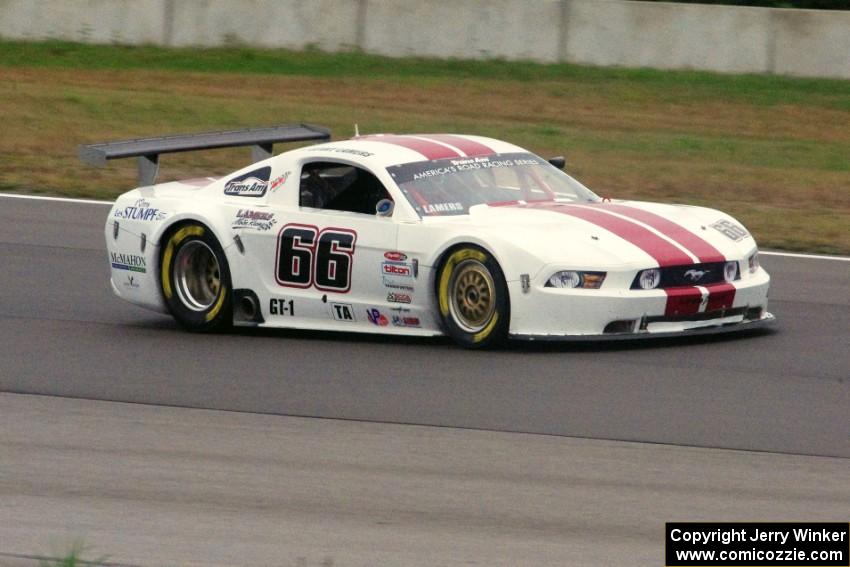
[81,124,773,348]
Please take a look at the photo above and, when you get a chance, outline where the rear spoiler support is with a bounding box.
[78,123,331,186]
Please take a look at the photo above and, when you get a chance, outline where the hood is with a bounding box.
[432,200,753,267]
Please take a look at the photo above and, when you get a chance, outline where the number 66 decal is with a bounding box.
[275,224,357,292]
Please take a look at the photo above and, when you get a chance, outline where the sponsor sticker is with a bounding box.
[270,171,291,192]
[422,202,463,214]
[387,292,412,304]
[392,315,421,328]
[113,198,166,222]
[111,252,146,273]
[232,209,277,231]
[331,303,355,322]
[224,166,271,198]
[381,261,413,278]
[366,308,388,326]
[122,275,140,289]
[384,251,408,262]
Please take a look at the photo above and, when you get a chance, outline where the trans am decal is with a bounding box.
[224,166,271,198]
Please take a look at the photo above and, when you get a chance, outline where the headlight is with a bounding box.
[723,261,739,282]
[546,271,606,289]
[637,268,661,290]
[748,251,759,273]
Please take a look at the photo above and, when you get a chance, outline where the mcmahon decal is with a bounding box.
[111,252,146,273]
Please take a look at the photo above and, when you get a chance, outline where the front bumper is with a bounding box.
[507,267,772,340]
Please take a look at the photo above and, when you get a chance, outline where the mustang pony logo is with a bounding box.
[683,269,708,283]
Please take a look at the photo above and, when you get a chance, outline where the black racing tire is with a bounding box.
[160,223,232,332]
[436,245,509,349]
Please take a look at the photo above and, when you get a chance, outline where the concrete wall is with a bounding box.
[0,0,848,79]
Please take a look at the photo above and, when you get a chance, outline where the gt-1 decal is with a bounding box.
[275,224,357,293]
[711,219,749,242]
[224,166,271,198]
[114,198,166,222]
[269,298,295,316]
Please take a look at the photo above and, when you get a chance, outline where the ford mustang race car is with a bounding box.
[80,124,773,348]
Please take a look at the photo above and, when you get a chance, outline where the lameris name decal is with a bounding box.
[232,209,277,231]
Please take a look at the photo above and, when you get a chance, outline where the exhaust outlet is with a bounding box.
[232,289,264,324]
[240,295,258,320]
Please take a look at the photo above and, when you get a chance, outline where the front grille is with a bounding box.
[631,262,735,289]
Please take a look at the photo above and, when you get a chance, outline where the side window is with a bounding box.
[299,162,392,215]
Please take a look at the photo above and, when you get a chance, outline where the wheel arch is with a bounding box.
[156,217,230,303]
[431,241,512,345]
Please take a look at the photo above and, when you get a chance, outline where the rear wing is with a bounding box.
[78,123,331,186]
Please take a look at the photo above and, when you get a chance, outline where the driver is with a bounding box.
[300,167,336,208]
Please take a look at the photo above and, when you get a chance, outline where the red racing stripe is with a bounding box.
[599,203,725,264]
[665,287,703,316]
[526,203,693,267]
[705,283,736,312]
[417,134,495,157]
[361,135,460,160]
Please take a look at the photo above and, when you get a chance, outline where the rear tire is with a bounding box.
[160,223,232,332]
[436,246,509,349]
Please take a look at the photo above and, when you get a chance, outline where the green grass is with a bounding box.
[0,40,848,253]
[2,40,850,110]
[38,542,109,567]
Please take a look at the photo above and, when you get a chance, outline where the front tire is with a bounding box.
[160,223,232,332]
[436,246,509,348]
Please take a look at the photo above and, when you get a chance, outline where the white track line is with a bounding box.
[2,192,849,262]
[0,193,112,205]
[760,251,850,262]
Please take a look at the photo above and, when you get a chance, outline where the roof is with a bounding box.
[292,134,528,168]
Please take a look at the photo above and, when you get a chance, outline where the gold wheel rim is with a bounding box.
[449,259,496,333]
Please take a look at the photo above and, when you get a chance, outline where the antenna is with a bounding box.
[354,123,360,137]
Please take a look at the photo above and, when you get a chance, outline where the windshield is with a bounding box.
[386,152,600,217]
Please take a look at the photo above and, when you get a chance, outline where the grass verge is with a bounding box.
[1,40,848,253]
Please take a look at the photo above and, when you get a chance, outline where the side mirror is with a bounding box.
[548,156,566,170]
[376,198,394,217]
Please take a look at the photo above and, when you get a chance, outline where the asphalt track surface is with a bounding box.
[0,195,848,566]
[0,196,848,458]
